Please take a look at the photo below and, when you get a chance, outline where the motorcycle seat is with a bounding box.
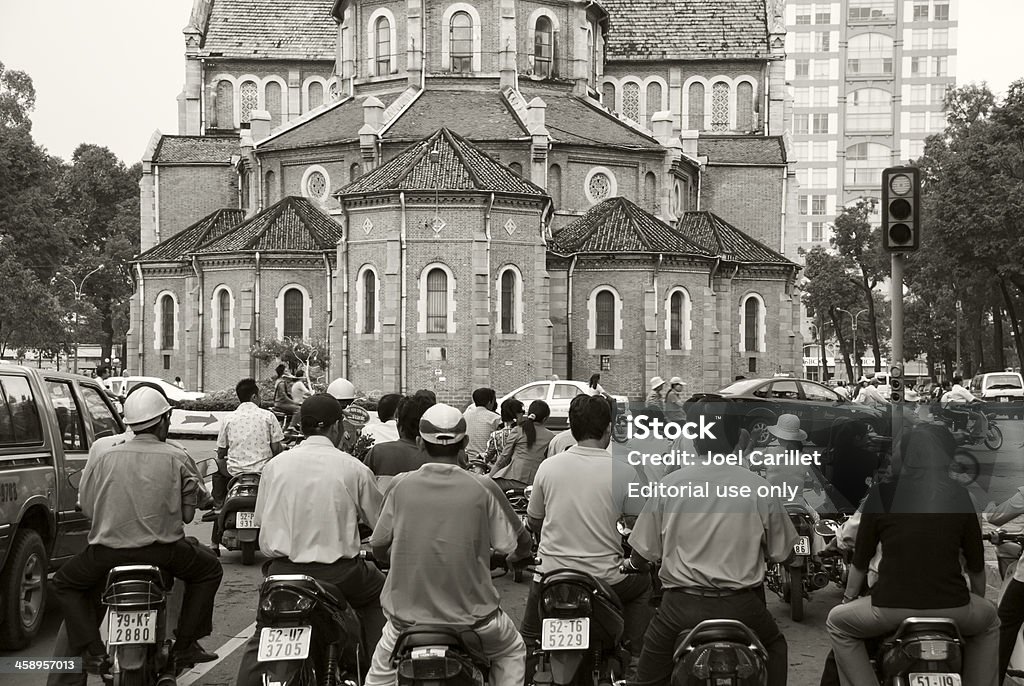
[393,626,489,666]
[261,575,345,608]
[887,617,962,643]
[673,620,765,660]
[542,569,623,611]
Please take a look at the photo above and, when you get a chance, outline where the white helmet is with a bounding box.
[326,378,356,401]
[123,387,171,430]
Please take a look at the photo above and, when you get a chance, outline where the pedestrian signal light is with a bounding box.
[882,167,920,252]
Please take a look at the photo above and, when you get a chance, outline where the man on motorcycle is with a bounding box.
[327,377,369,454]
[51,388,224,677]
[521,393,653,680]
[364,394,434,487]
[942,375,988,438]
[235,393,387,686]
[625,397,797,686]
[364,403,533,686]
[464,387,501,460]
[207,378,284,550]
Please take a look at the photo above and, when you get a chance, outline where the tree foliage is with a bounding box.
[250,338,330,380]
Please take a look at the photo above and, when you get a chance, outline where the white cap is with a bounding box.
[326,378,356,400]
[123,387,171,430]
[419,404,468,445]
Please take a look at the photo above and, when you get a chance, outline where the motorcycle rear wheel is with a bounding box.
[788,567,804,622]
[113,668,147,686]
[984,424,1004,451]
[949,450,980,485]
[241,541,256,565]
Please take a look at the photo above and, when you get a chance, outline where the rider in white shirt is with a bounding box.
[942,376,987,437]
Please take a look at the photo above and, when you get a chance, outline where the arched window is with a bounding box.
[622,82,640,123]
[426,268,449,332]
[741,294,765,353]
[450,11,473,73]
[265,170,276,206]
[159,294,175,349]
[307,81,324,111]
[283,288,304,339]
[588,20,598,86]
[509,161,523,177]
[350,162,361,182]
[736,81,754,131]
[215,80,234,129]
[534,16,553,78]
[601,82,616,109]
[687,82,705,130]
[711,81,730,131]
[846,142,891,185]
[497,267,522,335]
[847,33,894,76]
[217,289,231,348]
[265,81,282,127]
[646,81,663,128]
[595,290,616,349]
[846,88,892,132]
[362,269,377,333]
[239,80,258,125]
[665,288,691,351]
[548,164,562,208]
[375,16,391,75]
[644,172,657,213]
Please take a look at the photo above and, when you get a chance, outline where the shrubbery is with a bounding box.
[178,377,379,412]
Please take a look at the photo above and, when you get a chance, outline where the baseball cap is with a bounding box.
[419,403,467,445]
[300,393,343,428]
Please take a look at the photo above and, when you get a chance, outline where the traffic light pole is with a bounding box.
[891,252,905,464]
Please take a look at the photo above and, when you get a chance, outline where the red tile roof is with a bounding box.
[196,197,343,253]
[676,212,793,264]
[136,208,245,261]
[337,128,547,196]
[550,198,714,256]
[195,0,336,60]
[152,136,239,164]
[697,136,788,165]
[519,84,662,150]
[601,0,769,61]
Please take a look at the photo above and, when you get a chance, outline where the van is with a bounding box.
[970,371,1024,418]
[0,365,124,647]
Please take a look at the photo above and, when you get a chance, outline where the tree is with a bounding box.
[0,61,36,129]
[800,247,863,381]
[0,251,65,358]
[831,199,888,373]
[250,338,330,383]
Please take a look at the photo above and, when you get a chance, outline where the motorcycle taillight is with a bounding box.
[902,639,955,661]
[690,646,758,680]
[397,656,463,681]
[231,486,258,497]
[260,589,315,616]
[541,584,592,616]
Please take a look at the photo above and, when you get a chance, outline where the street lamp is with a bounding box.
[836,308,868,378]
[53,265,105,374]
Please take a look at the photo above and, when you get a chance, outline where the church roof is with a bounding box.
[337,128,547,196]
[697,136,788,165]
[550,198,714,256]
[196,196,343,253]
[601,0,769,61]
[519,84,661,150]
[384,89,530,142]
[676,212,793,264]
[136,208,246,261]
[152,135,239,164]
[192,0,336,60]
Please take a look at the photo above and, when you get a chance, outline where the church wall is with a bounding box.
[653,267,712,389]
[274,153,352,213]
[348,0,409,81]
[422,0,502,75]
[257,262,333,354]
[555,154,640,215]
[157,165,237,241]
[515,1,576,79]
[202,59,335,130]
[700,164,786,254]
[137,270,195,385]
[201,264,258,392]
[729,273,800,379]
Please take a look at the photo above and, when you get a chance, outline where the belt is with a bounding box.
[669,585,763,598]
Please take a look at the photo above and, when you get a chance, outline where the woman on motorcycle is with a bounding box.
[825,424,1000,686]
[491,400,553,491]
[482,398,525,466]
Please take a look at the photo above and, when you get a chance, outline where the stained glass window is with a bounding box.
[306,171,327,199]
[240,81,258,124]
[711,81,730,131]
[588,173,611,202]
[622,82,640,122]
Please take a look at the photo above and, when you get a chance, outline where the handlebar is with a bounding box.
[989,530,1024,546]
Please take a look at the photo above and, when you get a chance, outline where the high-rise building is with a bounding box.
[786,0,957,253]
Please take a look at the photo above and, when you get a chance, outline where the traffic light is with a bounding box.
[882,166,921,252]
[889,365,904,403]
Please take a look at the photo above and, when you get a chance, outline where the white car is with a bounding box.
[498,380,629,430]
[121,376,206,403]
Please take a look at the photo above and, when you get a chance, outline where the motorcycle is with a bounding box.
[467,457,491,475]
[670,620,768,685]
[530,568,631,686]
[252,573,366,686]
[935,403,1003,451]
[216,473,261,565]
[871,617,965,685]
[101,564,182,686]
[812,516,850,589]
[503,486,534,582]
[391,626,491,686]
[765,502,833,622]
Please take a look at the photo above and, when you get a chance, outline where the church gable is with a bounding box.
[196,196,343,253]
[136,208,245,262]
[550,197,712,256]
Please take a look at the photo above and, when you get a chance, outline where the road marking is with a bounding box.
[177,621,256,686]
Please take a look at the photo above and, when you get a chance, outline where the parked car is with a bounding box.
[970,371,1024,418]
[709,377,889,447]
[498,380,629,430]
[0,365,125,648]
[120,376,205,404]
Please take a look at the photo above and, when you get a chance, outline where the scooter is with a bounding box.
[529,568,631,686]
[252,573,366,686]
[101,565,182,686]
[765,502,827,622]
[935,403,1003,450]
[216,473,261,565]
[671,620,768,685]
[391,626,491,686]
[503,485,534,582]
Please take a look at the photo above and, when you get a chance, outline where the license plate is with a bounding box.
[411,647,447,659]
[909,674,961,686]
[236,511,257,529]
[108,610,158,645]
[257,626,312,662]
[541,617,590,650]
[1001,397,1010,403]
[793,536,810,556]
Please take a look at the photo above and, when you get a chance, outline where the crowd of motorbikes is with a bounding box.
[80,395,1019,686]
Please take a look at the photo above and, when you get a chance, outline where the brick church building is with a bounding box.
[129,0,803,401]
